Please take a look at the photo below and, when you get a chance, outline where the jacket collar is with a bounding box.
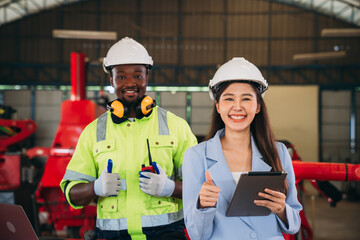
[109,105,154,124]
[205,128,272,170]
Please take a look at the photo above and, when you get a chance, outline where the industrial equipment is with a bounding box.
[35,52,100,238]
[0,106,43,234]
[1,52,359,240]
[281,141,360,240]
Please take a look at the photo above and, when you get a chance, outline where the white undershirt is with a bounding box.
[232,172,246,184]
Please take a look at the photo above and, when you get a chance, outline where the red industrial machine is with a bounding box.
[35,52,101,238]
[1,52,359,239]
[0,108,45,233]
[0,53,100,238]
[0,117,37,195]
[282,142,360,240]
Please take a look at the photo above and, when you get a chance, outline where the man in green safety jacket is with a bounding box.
[60,37,197,240]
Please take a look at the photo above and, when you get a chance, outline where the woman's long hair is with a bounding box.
[206,82,288,194]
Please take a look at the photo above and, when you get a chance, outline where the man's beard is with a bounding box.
[120,97,140,107]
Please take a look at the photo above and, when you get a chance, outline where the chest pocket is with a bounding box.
[147,196,182,214]
[93,139,116,169]
[148,136,177,172]
[98,196,118,213]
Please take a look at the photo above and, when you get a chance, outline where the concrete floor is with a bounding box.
[302,195,360,240]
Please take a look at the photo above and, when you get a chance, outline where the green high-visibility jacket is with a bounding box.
[60,106,197,240]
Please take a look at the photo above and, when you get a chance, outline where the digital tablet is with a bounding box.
[226,171,287,217]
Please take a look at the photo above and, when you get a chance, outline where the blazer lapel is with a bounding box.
[251,135,272,172]
[205,129,236,205]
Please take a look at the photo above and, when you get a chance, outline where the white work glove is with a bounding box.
[94,168,121,197]
[139,162,175,197]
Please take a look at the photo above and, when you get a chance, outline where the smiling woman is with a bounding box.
[215,83,260,135]
[182,57,302,240]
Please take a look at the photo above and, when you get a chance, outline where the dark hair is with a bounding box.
[206,82,288,194]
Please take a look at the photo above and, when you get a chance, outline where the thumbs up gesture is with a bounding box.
[199,171,220,208]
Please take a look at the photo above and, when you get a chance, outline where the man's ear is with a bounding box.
[109,75,114,87]
[145,73,149,86]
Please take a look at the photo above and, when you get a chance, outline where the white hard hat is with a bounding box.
[103,37,153,73]
[208,57,268,100]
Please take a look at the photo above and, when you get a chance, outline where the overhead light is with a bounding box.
[53,29,117,40]
[321,28,360,37]
[293,51,346,61]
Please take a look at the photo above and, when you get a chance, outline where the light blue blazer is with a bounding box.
[183,129,302,240]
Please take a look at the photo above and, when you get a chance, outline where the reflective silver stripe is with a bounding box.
[96,218,127,231]
[141,210,183,227]
[97,112,108,142]
[157,107,169,135]
[63,169,96,182]
[96,210,183,231]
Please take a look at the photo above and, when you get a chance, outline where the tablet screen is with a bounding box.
[226,171,287,217]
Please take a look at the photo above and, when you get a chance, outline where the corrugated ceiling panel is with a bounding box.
[0,0,359,86]
[141,0,178,12]
[271,39,313,65]
[228,0,269,12]
[272,12,314,38]
[182,39,224,66]
[227,14,269,38]
[183,0,223,12]
[182,15,223,38]
[141,15,178,38]
[143,40,178,65]
[227,40,268,66]
[0,32,15,62]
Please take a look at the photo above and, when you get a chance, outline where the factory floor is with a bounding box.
[302,194,360,240]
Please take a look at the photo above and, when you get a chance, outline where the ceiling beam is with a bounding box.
[321,28,360,37]
[293,51,346,61]
[52,29,117,40]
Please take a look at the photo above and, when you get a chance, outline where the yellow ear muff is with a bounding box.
[140,96,156,115]
[111,100,125,118]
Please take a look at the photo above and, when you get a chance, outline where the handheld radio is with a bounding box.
[141,139,156,173]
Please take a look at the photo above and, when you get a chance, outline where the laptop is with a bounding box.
[0,203,39,240]
[226,171,287,217]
